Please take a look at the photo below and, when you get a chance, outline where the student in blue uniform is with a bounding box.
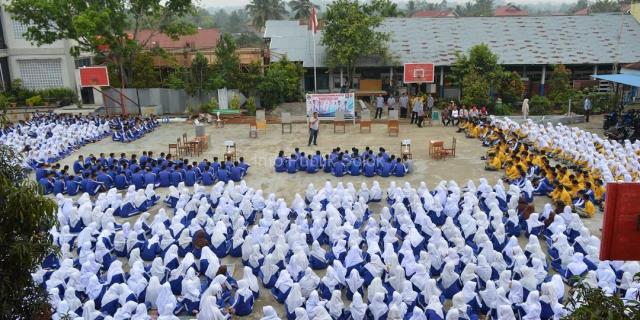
[297,153,308,172]
[275,151,287,173]
[185,165,197,186]
[53,176,66,195]
[97,169,114,189]
[363,158,376,177]
[378,158,394,177]
[323,155,332,173]
[170,168,183,187]
[230,162,246,182]
[66,176,81,196]
[73,155,84,174]
[393,158,407,177]
[349,157,362,176]
[158,167,171,188]
[217,163,230,183]
[287,154,298,174]
[143,167,157,187]
[333,157,346,177]
[306,155,318,174]
[202,166,215,185]
[131,168,145,189]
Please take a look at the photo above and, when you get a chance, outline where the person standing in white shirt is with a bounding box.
[308,112,319,146]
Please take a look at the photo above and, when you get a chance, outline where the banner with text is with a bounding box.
[306,93,355,118]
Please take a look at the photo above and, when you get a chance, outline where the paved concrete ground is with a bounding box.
[52,117,606,319]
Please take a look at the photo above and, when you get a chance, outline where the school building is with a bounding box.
[263,13,640,99]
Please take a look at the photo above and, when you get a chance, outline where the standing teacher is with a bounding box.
[308,111,319,146]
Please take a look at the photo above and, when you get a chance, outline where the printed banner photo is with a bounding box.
[306,93,356,117]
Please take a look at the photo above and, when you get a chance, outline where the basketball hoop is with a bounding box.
[404,63,435,84]
[79,66,110,87]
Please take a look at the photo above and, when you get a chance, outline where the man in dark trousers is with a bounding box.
[308,112,319,146]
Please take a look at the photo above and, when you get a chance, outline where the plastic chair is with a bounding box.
[360,109,372,133]
[256,110,267,132]
[281,112,292,134]
[401,139,412,159]
[334,110,346,133]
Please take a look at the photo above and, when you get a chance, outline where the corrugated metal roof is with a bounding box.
[264,15,640,68]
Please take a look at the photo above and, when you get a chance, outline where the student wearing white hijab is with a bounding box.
[362,254,385,286]
[369,292,388,320]
[272,269,294,303]
[260,253,279,288]
[519,290,541,320]
[438,261,461,299]
[451,291,476,319]
[156,282,177,317]
[349,292,368,320]
[319,266,342,300]
[564,252,588,279]
[231,279,255,316]
[596,261,617,295]
[181,268,202,314]
[497,305,516,320]
[131,303,151,320]
[425,295,445,320]
[344,268,364,300]
[260,306,281,320]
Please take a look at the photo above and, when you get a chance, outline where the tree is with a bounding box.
[258,57,304,109]
[450,43,501,89]
[212,34,241,89]
[131,53,161,88]
[289,0,320,19]
[591,0,623,13]
[7,0,196,88]
[455,0,494,16]
[0,121,57,318]
[322,0,389,88]
[569,0,590,13]
[495,71,525,106]
[564,274,640,319]
[365,0,405,17]
[461,71,490,106]
[548,64,574,108]
[246,0,288,31]
[185,53,211,97]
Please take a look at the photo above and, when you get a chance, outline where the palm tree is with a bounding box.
[246,0,288,31]
[288,0,319,20]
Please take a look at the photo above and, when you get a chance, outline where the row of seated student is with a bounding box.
[110,116,159,142]
[37,151,250,196]
[274,147,413,177]
[459,122,604,219]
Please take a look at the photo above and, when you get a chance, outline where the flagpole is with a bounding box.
[312,26,317,93]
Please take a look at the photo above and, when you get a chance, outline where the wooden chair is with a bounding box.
[429,140,443,159]
[249,120,258,138]
[388,110,399,136]
[215,113,225,128]
[439,137,457,159]
[169,140,178,156]
[224,140,237,162]
[256,110,267,133]
[360,109,372,133]
[334,110,346,133]
[401,139,412,159]
[281,112,292,134]
[177,138,191,157]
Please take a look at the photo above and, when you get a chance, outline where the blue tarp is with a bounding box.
[592,74,640,87]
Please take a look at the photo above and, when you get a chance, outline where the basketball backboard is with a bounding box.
[79,66,110,87]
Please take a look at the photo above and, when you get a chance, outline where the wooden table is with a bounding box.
[429,140,443,159]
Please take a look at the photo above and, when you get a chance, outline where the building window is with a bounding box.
[12,20,28,40]
[18,59,64,90]
[75,57,92,69]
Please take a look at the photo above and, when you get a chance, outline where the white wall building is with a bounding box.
[0,7,93,101]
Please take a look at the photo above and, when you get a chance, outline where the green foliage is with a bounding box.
[230,94,240,110]
[166,67,187,89]
[564,274,640,320]
[184,53,211,96]
[455,0,495,16]
[322,0,389,88]
[238,62,265,97]
[590,0,623,13]
[529,95,551,115]
[365,0,405,17]
[572,88,620,114]
[26,95,44,106]
[131,52,161,88]
[211,9,250,33]
[212,34,241,89]
[0,145,58,318]
[246,0,288,30]
[7,0,196,87]
[288,0,320,19]
[493,102,512,116]
[258,57,304,109]
[495,71,525,106]
[450,44,501,88]
[548,64,575,108]
[461,71,490,107]
[246,97,257,115]
[405,0,450,15]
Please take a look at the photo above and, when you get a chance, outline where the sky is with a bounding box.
[201,0,574,9]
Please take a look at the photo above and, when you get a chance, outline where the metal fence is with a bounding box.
[101,88,218,115]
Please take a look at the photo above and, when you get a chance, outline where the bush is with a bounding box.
[41,88,77,106]
[25,95,44,106]
[493,101,512,116]
[246,97,256,115]
[529,96,551,115]
[229,94,240,110]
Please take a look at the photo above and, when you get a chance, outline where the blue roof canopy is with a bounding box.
[592,74,640,87]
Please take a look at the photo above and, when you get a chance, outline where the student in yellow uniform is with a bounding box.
[577,193,596,218]
[485,155,502,171]
[593,179,606,203]
[559,185,573,207]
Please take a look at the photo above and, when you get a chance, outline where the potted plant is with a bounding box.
[230,94,240,110]
[25,95,44,107]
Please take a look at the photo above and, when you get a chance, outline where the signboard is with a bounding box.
[79,66,110,87]
[306,93,355,118]
[600,182,640,261]
[403,63,435,84]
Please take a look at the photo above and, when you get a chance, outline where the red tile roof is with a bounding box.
[135,28,220,50]
[574,8,590,15]
[412,10,455,18]
[624,62,640,70]
[494,5,529,17]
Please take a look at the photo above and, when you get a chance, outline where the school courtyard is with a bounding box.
[51,115,605,318]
